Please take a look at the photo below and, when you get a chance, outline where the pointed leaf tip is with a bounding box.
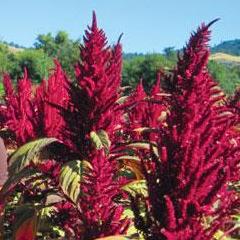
[117,33,124,44]
[92,11,97,29]
[207,18,220,28]
[23,67,28,79]
[53,58,61,67]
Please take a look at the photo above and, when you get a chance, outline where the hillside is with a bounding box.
[211,39,240,56]
[7,45,24,53]
[210,52,240,66]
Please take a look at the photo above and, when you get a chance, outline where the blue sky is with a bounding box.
[0,0,239,53]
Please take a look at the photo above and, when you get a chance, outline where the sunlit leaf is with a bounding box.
[94,236,130,240]
[8,138,58,176]
[158,111,168,122]
[90,130,111,152]
[37,206,61,235]
[59,160,91,203]
[52,226,65,237]
[122,180,148,197]
[126,142,159,156]
[116,155,140,161]
[97,130,111,151]
[116,96,128,104]
[133,127,154,133]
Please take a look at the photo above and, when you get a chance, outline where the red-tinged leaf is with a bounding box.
[15,216,36,240]
[0,138,8,186]
[8,138,58,176]
[116,156,144,180]
[122,180,148,197]
[13,206,37,240]
[0,168,41,202]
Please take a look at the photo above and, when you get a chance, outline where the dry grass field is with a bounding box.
[210,52,240,64]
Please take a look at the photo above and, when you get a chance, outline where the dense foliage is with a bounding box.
[123,53,240,94]
[0,31,79,85]
[1,30,240,96]
[0,13,239,240]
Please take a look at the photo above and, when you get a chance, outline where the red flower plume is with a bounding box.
[62,11,124,156]
[131,20,240,240]
[35,60,70,140]
[2,70,38,145]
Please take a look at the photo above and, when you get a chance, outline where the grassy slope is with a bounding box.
[210,52,240,65]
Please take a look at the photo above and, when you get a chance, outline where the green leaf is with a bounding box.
[52,226,65,237]
[90,131,102,150]
[122,208,134,219]
[59,160,91,203]
[37,206,60,235]
[98,130,111,150]
[132,127,154,133]
[121,208,145,240]
[94,236,130,240]
[90,130,111,152]
[126,142,159,156]
[0,168,41,200]
[116,96,128,104]
[115,155,140,161]
[122,180,148,197]
[8,138,58,176]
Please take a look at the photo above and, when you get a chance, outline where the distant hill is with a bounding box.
[123,53,145,60]
[210,53,240,66]
[7,45,24,53]
[0,41,24,53]
[3,41,25,49]
[211,39,240,56]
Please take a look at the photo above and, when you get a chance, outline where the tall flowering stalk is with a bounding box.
[0,61,70,146]
[0,12,129,239]
[0,62,72,239]
[79,151,129,240]
[124,73,168,142]
[53,12,130,238]
[1,70,38,145]
[131,20,240,240]
[35,59,70,140]
[62,12,124,156]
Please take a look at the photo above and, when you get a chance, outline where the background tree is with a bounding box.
[0,44,18,75]
[163,46,177,61]
[34,31,80,78]
[208,60,240,94]
[13,49,53,83]
[123,54,175,91]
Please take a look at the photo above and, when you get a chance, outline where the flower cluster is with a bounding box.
[0,61,70,146]
[62,12,124,157]
[79,151,129,239]
[124,73,167,142]
[51,12,129,238]
[1,70,38,145]
[0,13,239,240]
[131,20,240,240]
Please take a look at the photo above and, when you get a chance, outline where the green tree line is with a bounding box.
[0,32,240,95]
[0,31,80,82]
